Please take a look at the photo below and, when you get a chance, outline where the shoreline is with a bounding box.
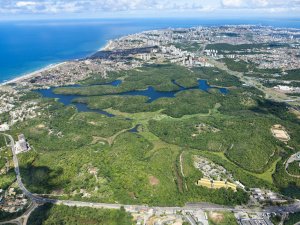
[0,39,112,87]
[0,62,67,87]
[2,23,298,88]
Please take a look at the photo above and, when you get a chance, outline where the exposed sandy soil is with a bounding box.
[209,211,224,223]
[36,124,46,129]
[271,124,290,142]
[51,189,64,195]
[149,175,160,186]
[91,136,107,144]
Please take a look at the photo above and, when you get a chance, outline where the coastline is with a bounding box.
[0,62,67,87]
[0,39,112,87]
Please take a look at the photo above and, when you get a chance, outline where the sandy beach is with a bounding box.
[99,40,113,51]
[0,40,112,88]
[0,62,67,87]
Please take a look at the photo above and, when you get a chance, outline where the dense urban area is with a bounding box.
[0,25,300,225]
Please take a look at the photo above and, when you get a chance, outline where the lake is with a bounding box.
[37,79,228,116]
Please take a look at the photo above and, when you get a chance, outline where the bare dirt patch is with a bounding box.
[91,136,107,144]
[209,211,224,224]
[36,124,46,129]
[192,123,220,137]
[88,121,97,125]
[149,175,160,186]
[51,189,64,195]
[271,124,290,142]
[29,124,47,135]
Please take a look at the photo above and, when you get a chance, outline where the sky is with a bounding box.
[0,0,300,20]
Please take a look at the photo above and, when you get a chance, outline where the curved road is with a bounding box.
[1,133,300,224]
[285,152,300,178]
[0,202,38,225]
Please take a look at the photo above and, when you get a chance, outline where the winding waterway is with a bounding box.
[37,79,228,117]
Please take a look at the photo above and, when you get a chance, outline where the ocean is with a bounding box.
[0,18,299,83]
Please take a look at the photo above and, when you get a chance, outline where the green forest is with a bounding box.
[28,204,133,225]
[2,62,299,207]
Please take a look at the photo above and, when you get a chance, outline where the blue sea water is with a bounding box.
[0,18,300,83]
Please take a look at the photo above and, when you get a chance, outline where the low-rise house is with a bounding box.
[15,134,31,154]
[0,123,9,131]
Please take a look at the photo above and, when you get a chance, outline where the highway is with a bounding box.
[1,133,300,224]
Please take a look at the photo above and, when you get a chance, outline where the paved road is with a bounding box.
[0,202,38,225]
[0,220,21,225]
[184,213,197,225]
[1,133,300,225]
[2,134,48,204]
[21,202,39,225]
[285,152,300,178]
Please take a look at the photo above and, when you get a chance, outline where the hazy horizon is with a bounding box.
[1,0,300,20]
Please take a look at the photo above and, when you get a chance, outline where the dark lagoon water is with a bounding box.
[37,79,228,116]
[129,125,141,133]
[100,80,122,87]
[119,80,228,103]
[1,18,300,83]
[37,87,116,117]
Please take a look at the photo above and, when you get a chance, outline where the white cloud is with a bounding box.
[0,0,299,16]
[221,0,245,8]
[221,0,297,9]
[0,0,206,14]
[251,0,269,7]
[197,6,217,12]
[16,1,37,7]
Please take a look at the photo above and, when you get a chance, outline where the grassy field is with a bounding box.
[207,211,238,225]
[287,161,300,176]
